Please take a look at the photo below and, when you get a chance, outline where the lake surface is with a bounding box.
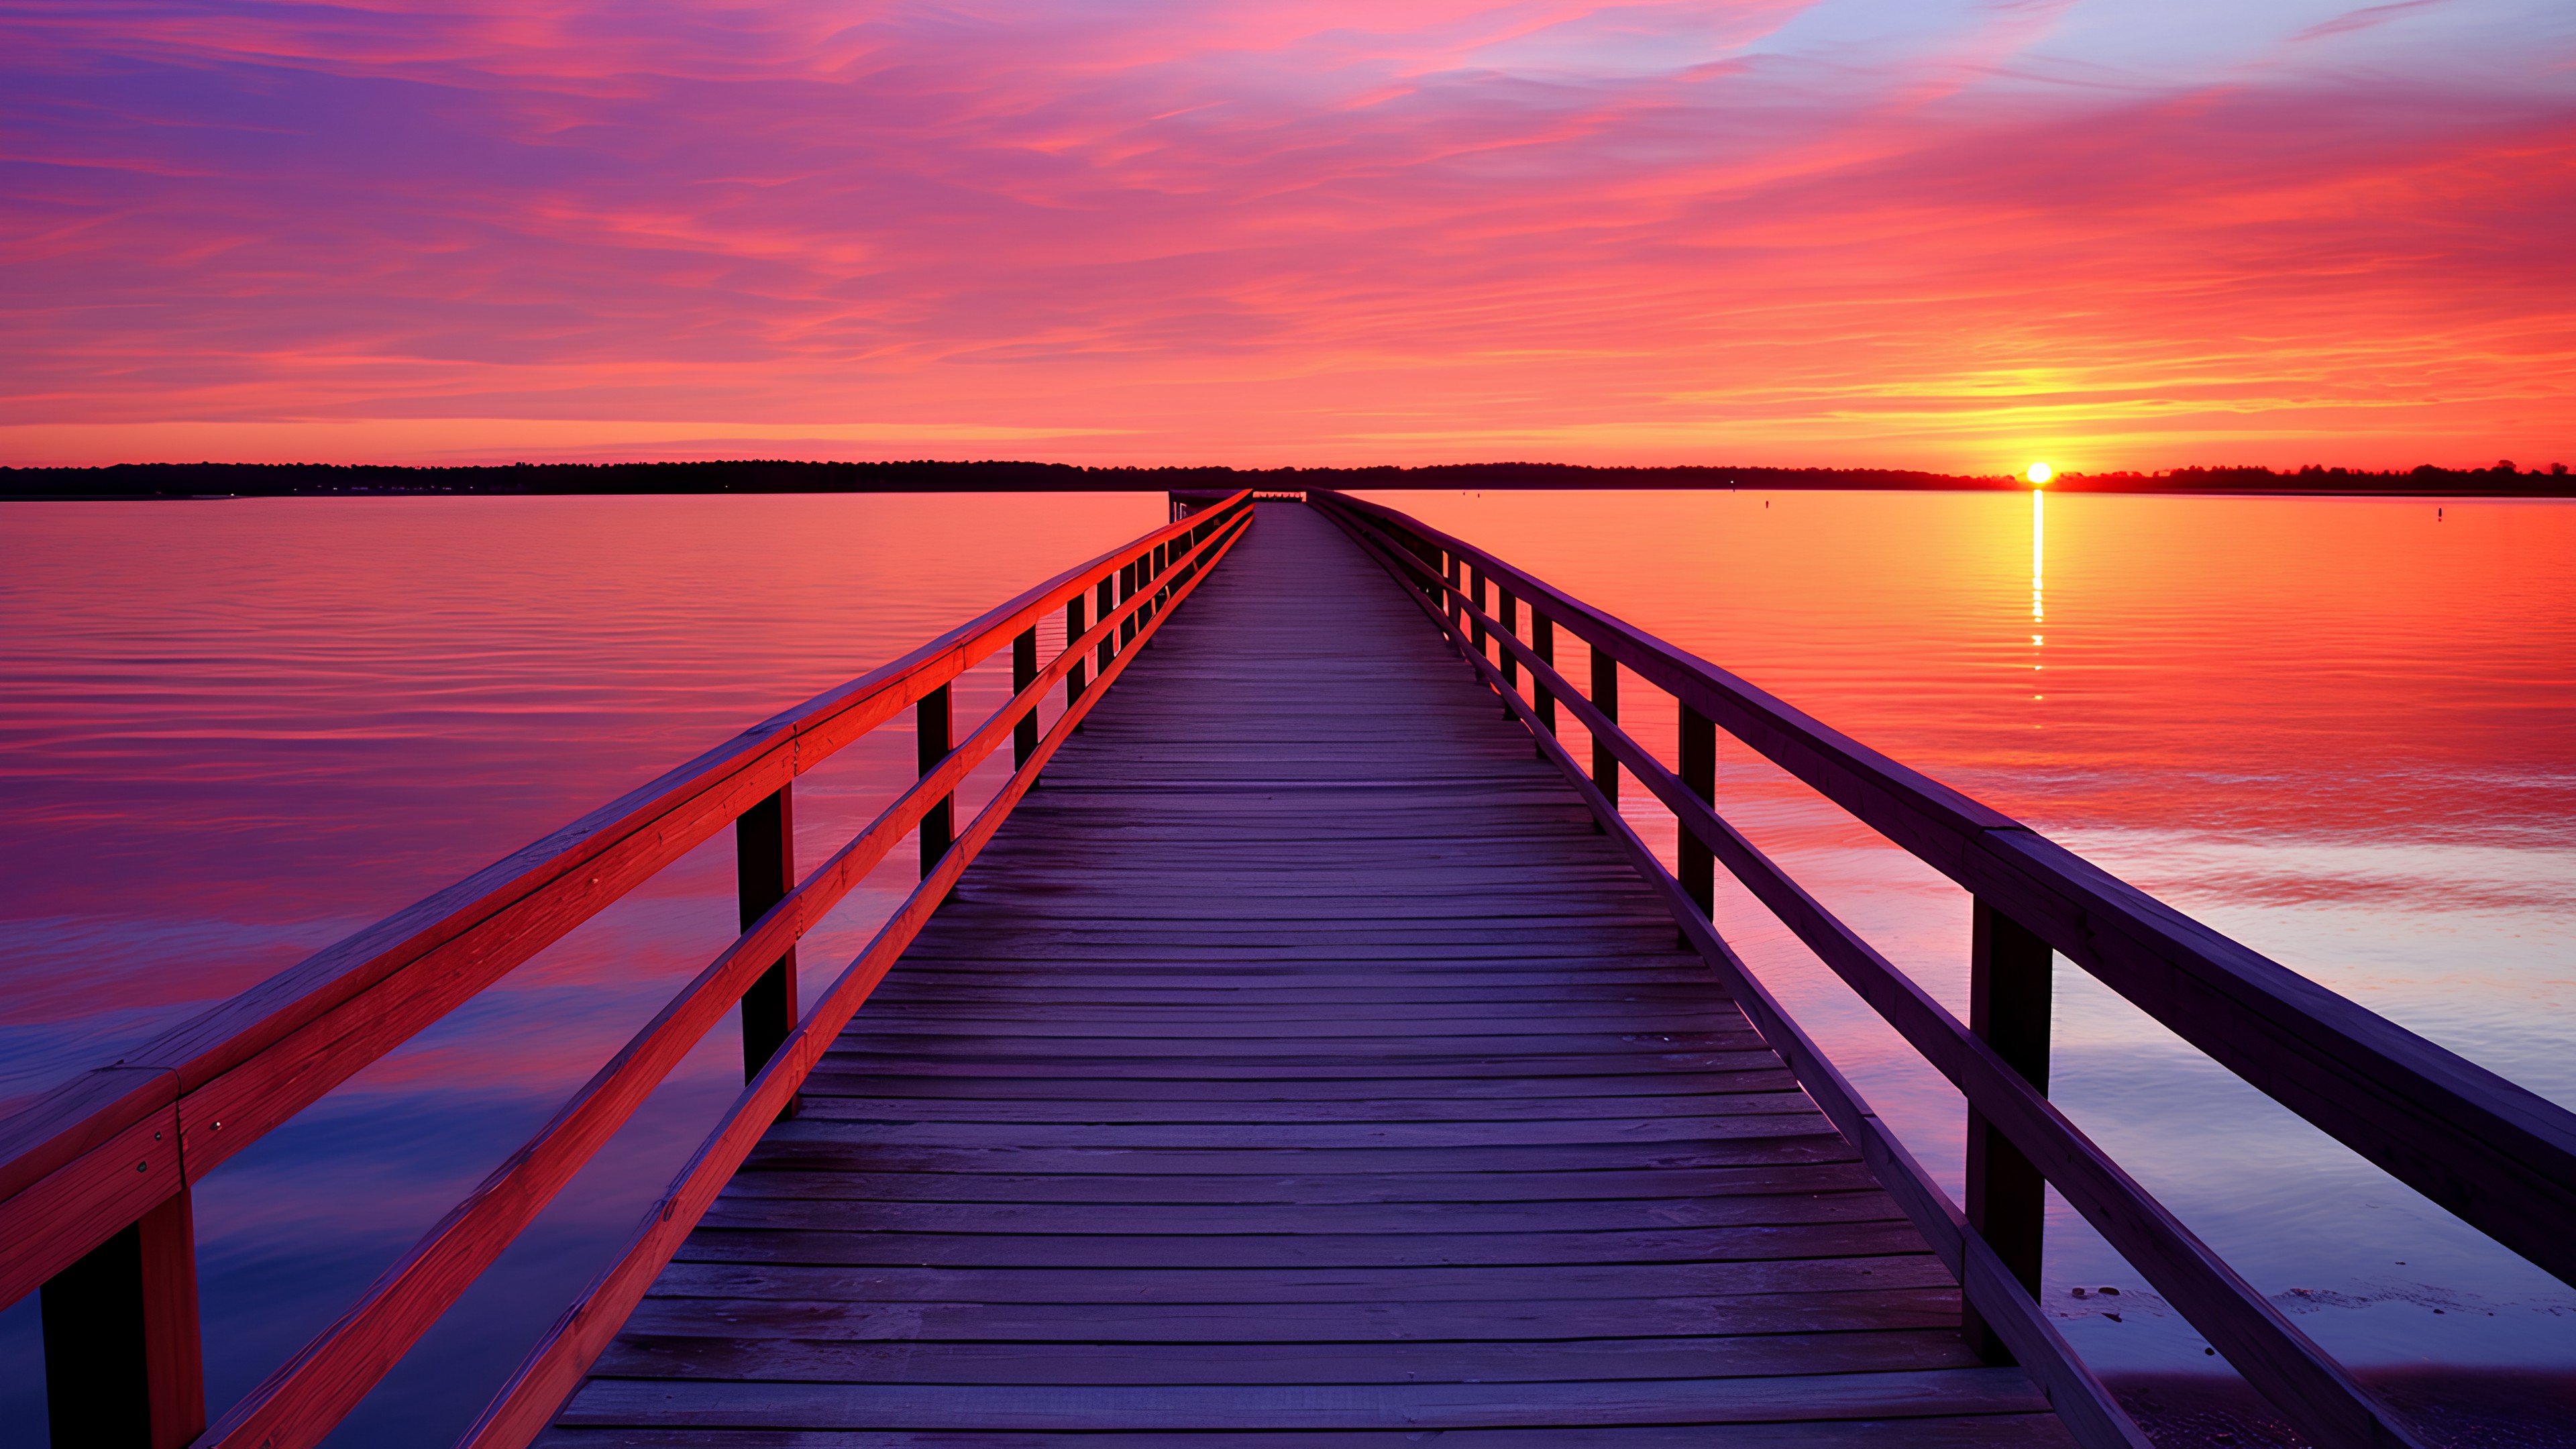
[1,489,2570,1442]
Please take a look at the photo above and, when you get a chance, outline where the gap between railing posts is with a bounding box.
[1308,491,2451,1449]
[3,491,1252,1449]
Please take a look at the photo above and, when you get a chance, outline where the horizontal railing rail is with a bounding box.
[1308,489,2565,1449]
[1,490,1254,1449]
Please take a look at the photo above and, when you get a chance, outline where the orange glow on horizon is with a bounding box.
[0,3,2568,470]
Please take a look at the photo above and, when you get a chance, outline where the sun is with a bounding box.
[2025,462,2053,485]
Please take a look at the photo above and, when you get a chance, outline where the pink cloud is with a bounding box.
[0,0,2569,469]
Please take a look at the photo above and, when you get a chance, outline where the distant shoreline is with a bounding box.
[5,458,2571,499]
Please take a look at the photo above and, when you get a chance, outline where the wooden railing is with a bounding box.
[0,491,1256,1449]
[1309,490,2576,1449]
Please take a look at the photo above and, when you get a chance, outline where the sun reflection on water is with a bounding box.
[2032,488,2045,712]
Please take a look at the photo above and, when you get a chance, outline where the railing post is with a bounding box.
[1590,646,1619,825]
[1443,552,1462,648]
[42,1187,203,1449]
[1468,565,1489,659]
[1533,612,1556,741]
[1065,594,1089,731]
[1679,705,1715,922]
[1012,627,1040,769]
[1119,561,1138,649]
[1965,898,2054,1361]
[1095,577,1115,675]
[734,788,798,1112]
[917,684,954,879]
[1498,588,1519,694]
[1146,545,1166,639]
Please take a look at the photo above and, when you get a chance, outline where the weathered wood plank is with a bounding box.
[535,1420,2074,1448]
[613,1287,1967,1342]
[556,1368,2049,1430]
[784,1085,1808,1120]
[643,1254,1953,1305]
[588,1328,1979,1384]
[791,1069,1794,1101]
[672,1221,1935,1269]
[694,1193,1905,1236]
[712,1162,1886,1205]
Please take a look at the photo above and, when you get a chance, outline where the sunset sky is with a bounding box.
[3,0,2569,471]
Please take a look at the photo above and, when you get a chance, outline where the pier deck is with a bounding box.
[540,504,2069,1444]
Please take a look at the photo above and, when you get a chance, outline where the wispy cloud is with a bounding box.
[0,0,2568,468]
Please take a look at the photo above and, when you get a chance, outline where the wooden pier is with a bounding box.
[547,502,2057,1442]
[7,492,2573,1449]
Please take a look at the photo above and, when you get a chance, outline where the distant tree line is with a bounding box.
[3,457,2568,499]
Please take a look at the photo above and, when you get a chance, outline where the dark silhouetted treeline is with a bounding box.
[4,458,2569,499]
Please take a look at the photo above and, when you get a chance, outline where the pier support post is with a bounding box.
[918,685,955,882]
[735,787,799,1119]
[1066,596,1088,729]
[1533,612,1556,745]
[1679,705,1715,924]
[1095,578,1115,676]
[1012,627,1040,769]
[1589,647,1618,826]
[1965,900,2053,1362]
[42,1187,203,1449]
[1443,553,1462,649]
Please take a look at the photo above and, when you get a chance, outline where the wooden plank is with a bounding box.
[716,1162,1883,1205]
[589,1328,1978,1384]
[613,1287,1966,1342]
[672,1221,1935,1269]
[733,1136,1856,1177]
[694,1193,1905,1236]
[784,1085,1807,1120]
[643,1254,1953,1305]
[757,1111,1827,1150]
[792,1069,1794,1101]
[534,1417,2075,1448]
[804,1046,1792,1072]
[555,1368,2048,1430]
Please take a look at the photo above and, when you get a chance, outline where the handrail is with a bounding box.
[0,490,1253,1448]
[1305,490,2534,1449]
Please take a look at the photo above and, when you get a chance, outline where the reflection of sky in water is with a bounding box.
[1365,488,2576,1383]
[0,488,2569,1440]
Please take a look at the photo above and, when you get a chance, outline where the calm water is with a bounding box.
[1,489,2571,1440]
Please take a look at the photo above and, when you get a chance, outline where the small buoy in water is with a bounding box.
[2438,508,2445,520]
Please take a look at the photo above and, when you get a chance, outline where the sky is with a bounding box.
[2,0,2571,472]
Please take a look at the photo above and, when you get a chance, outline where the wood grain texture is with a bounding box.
[555,502,2068,1445]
